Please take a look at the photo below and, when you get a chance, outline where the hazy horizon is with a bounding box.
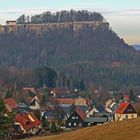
[0,0,140,45]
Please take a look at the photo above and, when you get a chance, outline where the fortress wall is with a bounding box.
[0,21,109,33]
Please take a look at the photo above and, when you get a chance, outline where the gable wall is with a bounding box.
[115,113,137,121]
[66,111,84,127]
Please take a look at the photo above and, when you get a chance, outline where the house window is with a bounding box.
[76,116,78,119]
[72,117,75,119]
[126,115,128,119]
[79,123,82,126]
[69,123,71,126]
[88,123,91,126]
[74,123,77,126]
[131,115,134,118]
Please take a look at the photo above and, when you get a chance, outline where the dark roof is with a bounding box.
[84,117,107,123]
[96,105,105,113]
[19,107,32,113]
[30,99,36,106]
[12,124,22,132]
[18,102,32,112]
[43,111,57,120]
[94,112,113,117]
[110,104,118,112]
[59,104,71,115]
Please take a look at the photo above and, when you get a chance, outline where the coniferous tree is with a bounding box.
[0,97,12,138]
[79,80,85,91]
[5,89,12,99]
[50,122,57,133]
[129,89,136,102]
[70,104,76,114]
[16,14,26,24]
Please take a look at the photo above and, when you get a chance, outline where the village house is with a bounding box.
[15,112,42,135]
[42,109,57,122]
[83,117,108,127]
[86,105,105,117]
[115,99,137,121]
[6,21,17,26]
[58,104,72,118]
[51,98,75,105]
[5,21,17,32]
[50,87,71,98]
[65,107,86,128]
[65,106,109,128]
[105,98,117,113]
[106,98,116,108]
[30,95,41,110]
[86,106,99,117]
[85,104,113,125]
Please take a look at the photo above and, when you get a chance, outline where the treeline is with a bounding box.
[16,10,104,24]
[0,66,57,88]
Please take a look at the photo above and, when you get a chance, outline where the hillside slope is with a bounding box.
[0,11,140,89]
[27,118,140,140]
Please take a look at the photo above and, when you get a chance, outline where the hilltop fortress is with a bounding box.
[0,20,109,34]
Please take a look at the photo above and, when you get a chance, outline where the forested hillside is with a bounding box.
[0,10,140,90]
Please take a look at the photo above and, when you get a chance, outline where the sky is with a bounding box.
[0,0,140,45]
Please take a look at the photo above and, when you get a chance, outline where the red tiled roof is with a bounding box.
[51,98,75,104]
[75,107,86,120]
[52,87,70,94]
[5,98,18,109]
[16,113,33,130]
[23,87,36,94]
[25,112,41,126]
[115,102,129,114]
[16,112,41,130]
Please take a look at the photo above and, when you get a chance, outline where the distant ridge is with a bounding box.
[133,45,140,51]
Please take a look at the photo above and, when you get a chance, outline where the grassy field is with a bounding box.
[25,118,140,140]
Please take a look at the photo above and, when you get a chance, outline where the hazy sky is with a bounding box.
[0,0,140,44]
